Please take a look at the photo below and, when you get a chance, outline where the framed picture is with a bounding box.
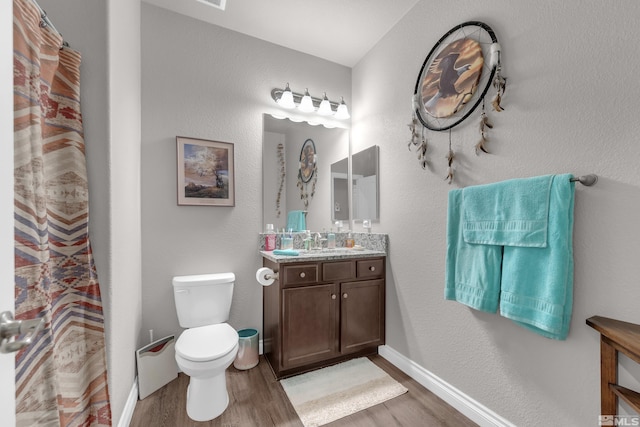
[176,136,235,206]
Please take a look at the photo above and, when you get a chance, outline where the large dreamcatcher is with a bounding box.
[297,138,317,209]
[408,21,506,183]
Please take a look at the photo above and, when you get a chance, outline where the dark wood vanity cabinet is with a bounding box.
[262,256,385,379]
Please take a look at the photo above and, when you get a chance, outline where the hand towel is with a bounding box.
[273,249,299,256]
[445,189,503,313]
[286,210,306,232]
[462,175,554,247]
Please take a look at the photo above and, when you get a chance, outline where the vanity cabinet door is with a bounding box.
[282,283,339,369]
[340,279,385,354]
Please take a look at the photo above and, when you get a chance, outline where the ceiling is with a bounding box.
[142,0,420,67]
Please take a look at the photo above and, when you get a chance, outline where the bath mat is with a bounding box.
[280,358,408,427]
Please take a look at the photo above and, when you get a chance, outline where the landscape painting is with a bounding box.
[176,137,235,206]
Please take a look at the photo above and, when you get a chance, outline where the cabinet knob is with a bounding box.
[300,272,306,278]
[369,266,376,272]
[331,294,336,300]
[343,293,348,299]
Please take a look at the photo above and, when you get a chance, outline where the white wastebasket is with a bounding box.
[234,328,259,370]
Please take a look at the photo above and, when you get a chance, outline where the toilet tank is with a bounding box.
[172,273,235,328]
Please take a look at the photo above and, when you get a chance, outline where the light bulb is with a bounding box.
[317,92,333,116]
[335,97,350,119]
[277,83,295,109]
[299,88,315,113]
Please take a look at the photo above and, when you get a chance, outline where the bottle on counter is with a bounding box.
[304,230,312,250]
[327,229,336,249]
[264,224,276,251]
[345,232,355,248]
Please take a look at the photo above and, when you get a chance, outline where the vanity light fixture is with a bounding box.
[271,84,350,120]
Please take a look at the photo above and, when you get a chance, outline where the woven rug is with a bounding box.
[280,358,408,427]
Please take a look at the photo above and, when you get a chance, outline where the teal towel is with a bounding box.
[445,189,502,313]
[273,249,299,256]
[462,175,553,247]
[286,210,306,232]
[500,174,575,340]
[445,174,575,340]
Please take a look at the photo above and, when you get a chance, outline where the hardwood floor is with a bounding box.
[129,354,478,427]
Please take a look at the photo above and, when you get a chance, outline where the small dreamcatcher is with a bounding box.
[297,138,317,209]
[408,21,507,183]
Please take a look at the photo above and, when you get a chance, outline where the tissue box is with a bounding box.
[136,335,178,399]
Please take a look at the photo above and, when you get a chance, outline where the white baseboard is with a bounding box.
[117,378,138,427]
[378,345,515,427]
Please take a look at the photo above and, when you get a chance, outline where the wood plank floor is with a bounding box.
[129,354,478,426]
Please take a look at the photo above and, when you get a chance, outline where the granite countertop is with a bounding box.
[260,248,386,263]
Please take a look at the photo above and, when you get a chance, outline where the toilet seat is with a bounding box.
[176,323,238,362]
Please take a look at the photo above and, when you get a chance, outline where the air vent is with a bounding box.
[196,0,226,10]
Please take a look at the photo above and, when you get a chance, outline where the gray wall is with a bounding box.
[352,1,640,425]
[140,4,351,342]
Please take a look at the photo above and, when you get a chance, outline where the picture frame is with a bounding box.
[176,136,235,206]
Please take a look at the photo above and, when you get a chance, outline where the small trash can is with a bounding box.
[234,328,259,370]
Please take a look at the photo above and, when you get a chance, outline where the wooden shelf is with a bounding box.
[611,385,640,414]
[587,315,640,417]
[587,316,640,364]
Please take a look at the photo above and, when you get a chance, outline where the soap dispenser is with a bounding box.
[327,229,336,249]
[264,224,276,251]
[345,232,355,248]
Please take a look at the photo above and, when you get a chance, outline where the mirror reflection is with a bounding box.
[352,145,379,221]
[263,114,349,232]
[330,158,349,222]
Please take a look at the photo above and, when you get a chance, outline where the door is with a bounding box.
[1,1,16,424]
[282,284,339,368]
[340,279,385,354]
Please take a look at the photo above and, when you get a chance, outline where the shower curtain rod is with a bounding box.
[32,0,68,46]
[570,174,598,186]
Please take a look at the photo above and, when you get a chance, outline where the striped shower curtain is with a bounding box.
[13,0,111,425]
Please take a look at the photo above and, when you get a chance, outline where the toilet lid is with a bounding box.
[176,323,238,362]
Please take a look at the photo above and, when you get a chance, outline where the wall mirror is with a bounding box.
[330,157,349,222]
[351,145,379,221]
[263,114,349,232]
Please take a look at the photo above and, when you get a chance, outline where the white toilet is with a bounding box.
[172,273,239,422]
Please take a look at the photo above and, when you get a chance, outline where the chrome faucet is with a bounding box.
[312,232,327,250]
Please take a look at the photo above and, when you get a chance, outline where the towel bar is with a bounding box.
[570,174,597,186]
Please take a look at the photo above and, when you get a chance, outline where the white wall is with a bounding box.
[107,0,142,423]
[140,4,351,341]
[38,0,142,423]
[353,1,640,425]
